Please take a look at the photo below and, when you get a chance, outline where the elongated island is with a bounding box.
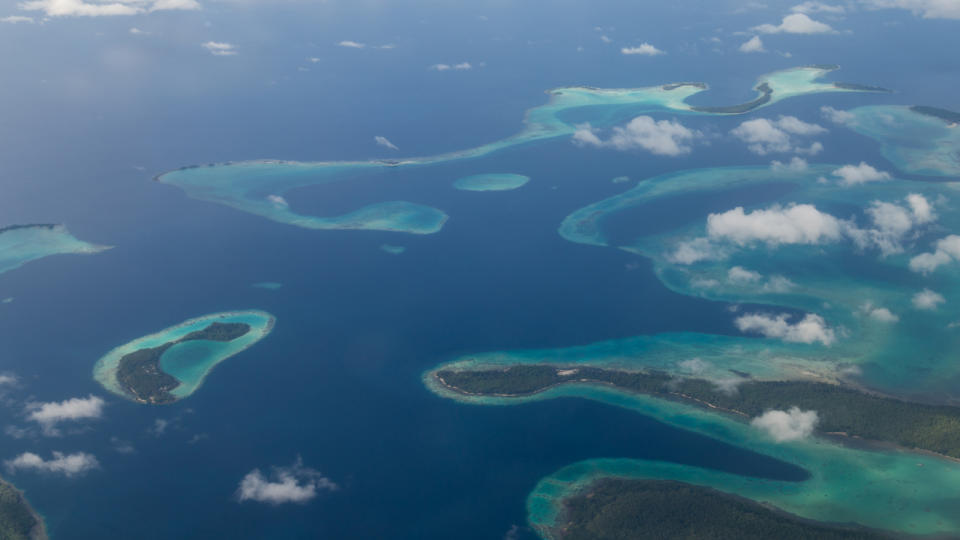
[0,477,47,540]
[0,224,109,276]
[93,310,275,404]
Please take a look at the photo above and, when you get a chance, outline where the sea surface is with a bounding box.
[1,2,958,538]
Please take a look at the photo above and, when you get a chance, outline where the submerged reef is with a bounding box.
[94,311,274,404]
[453,173,530,191]
[155,66,874,232]
[0,224,109,276]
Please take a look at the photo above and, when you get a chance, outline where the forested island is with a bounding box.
[435,365,960,458]
[117,322,250,404]
[911,105,960,124]
[0,479,47,540]
[555,479,884,540]
[0,224,58,235]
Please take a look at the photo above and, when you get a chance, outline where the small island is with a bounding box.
[0,478,47,540]
[94,311,275,404]
[435,365,960,459]
[690,82,773,114]
[911,105,960,125]
[453,173,530,192]
[379,244,406,255]
[554,478,882,540]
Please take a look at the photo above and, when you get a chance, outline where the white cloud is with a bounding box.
[860,0,960,19]
[202,41,236,56]
[739,35,766,53]
[621,43,665,56]
[374,136,399,150]
[847,194,935,255]
[832,162,891,186]
[820,106,855,124]
[669,238,724,264]
[771,157,809,171]
[728,266,763,283]
[237,458,337,505]
[430,64,451,71]
[26,395,105,435]
[337,40,365,49]
[19,0,197,17]
[5,451,99,477]
[678,358,711,375]
[910,235,960,273]
[0,374,16,386]
[754,13,836,33]
[859,302,899,322]
[453,62,472,70]
[912,288,945,310]
[707,204,844,247]
[266,195,288,208]
[129,26,146,34]
[1,15,34,22]
[730,116,826,155]
[735,312,836,345]
[792,1,846,13]
[573,117,700,156]
[600,34,612,43]
[906,193,936,223]
[751,407,819,442]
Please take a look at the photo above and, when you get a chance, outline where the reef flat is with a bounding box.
[0,224,109,276]
[93,310,275,404]
[155,67,875,232]
[847,105,960,176]
[453,173,530,192]
[554,478,882,540]
[0,478,47,540]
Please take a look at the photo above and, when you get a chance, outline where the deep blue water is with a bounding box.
[1,1,958,538]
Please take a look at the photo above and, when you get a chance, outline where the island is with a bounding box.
[435,365,960,459]
[93,310,275,404]
[0,223,109,276]
[554,478,882,540]
[453,173,530,192]
[690,82,773,114]
[0,478,47,540]
[910,105,960,125]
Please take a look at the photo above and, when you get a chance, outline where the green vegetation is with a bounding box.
[661,82,708,91]
[690,82,772,114]
[117,322,251,404]
[0,479,46,540]
[911,105,960,124]
[436,365,960,458]
[557,479,883,540]
[0,224,57,234]
[832,82,890,92]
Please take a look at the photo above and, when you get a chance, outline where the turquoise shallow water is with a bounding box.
[0,225,107,276]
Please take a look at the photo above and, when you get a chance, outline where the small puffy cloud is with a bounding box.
[850,194,935,255]
[621,43,665,56]
[1,15,34,23]
[0,374,16,386]
[910,235,960,274]
[831,162,891,186]
[678,358,711,375]
[728,266,763,283]
[669,238,726,265]
[129,27,146,34]
[912,288,945,310]
[860,0,960,20]
[600,35,612,43]
[739,35,766,53]
[859,302,899,322]
[707,204,844,247]
[26,395,105,435]
[730,116,826,155]
[906,193,936,223]
[753,13,836,33]
[791,1,846,13]
[266,195,288,208]
[374,136,399,150]
[735,312,836,345]
[820,106,855,125]
[771,157,809,172]
[751,407,819,442]
[453,62,472,70]
[430,64,451,71]
[202,42,236,56]
[19,0,198,17]
[237,458,337,505]
[573,117,701,156]
[337,40,365,49]
[5,451,99,477]
[430,63,473,71]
